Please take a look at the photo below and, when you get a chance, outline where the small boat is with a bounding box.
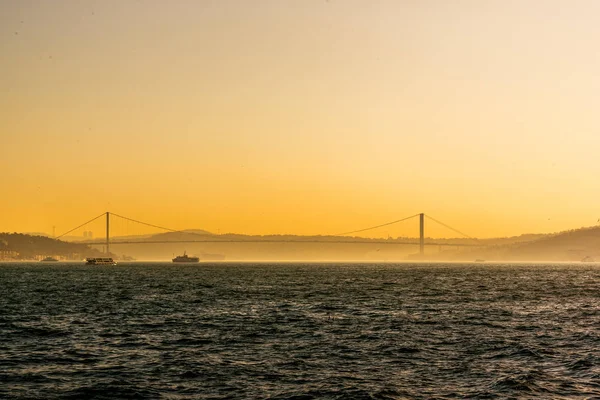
[581,256,595,263]
[172,251,200,263]
[85,257,117,265]
[40,257,59,262]
[474,259,485,263]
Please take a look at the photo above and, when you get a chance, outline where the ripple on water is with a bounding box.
[1,262,600,399]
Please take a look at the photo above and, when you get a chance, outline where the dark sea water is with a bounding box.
[1,262,600,399]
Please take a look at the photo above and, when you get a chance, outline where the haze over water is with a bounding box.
[2,262,600,399]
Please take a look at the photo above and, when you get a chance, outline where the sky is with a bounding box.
[2,0,600,239]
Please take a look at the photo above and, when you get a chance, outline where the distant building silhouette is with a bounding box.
[0,250,19,260]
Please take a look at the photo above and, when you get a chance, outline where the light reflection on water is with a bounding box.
[1,262,599,399]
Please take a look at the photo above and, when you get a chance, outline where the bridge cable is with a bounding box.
[425,215,476,241]
[110,212,211,239]
[55,212,107,239]
[335,214,420,236]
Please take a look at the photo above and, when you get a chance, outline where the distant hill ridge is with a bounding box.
[434,225,600,261]
[503,225,600,261]
[0,233,108,260]
[148,229,213,240]
[5,224,600,261]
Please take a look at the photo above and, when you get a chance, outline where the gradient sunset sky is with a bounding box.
[2,0,600,238]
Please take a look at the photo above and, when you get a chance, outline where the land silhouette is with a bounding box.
[0,233,108,261]
[2,225,600,262]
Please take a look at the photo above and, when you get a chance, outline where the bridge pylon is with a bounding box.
[106,212,110,255]
[419,213,424,255]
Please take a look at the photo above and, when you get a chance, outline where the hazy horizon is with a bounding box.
[17,221,590,241]
[8,217,600,263]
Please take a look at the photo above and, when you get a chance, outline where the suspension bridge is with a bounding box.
[55,212,484,256]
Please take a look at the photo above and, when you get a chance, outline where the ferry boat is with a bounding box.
[172,251,200,263]
[40,257,59,262]
[85,257,117,265]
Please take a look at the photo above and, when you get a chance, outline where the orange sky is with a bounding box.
[2,0,600,239]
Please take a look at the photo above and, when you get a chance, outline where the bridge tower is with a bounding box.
[106,212,110,255]
[419,213,424,255]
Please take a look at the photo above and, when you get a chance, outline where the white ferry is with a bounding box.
[85,257,117,265]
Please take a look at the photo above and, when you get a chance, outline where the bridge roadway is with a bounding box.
[58,212,486,254]
[77,239,484,247]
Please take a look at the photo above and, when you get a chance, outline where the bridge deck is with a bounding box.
[76,239,484,247]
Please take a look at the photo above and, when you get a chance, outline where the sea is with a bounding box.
[1,262,599,399]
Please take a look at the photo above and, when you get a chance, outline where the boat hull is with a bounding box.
[85,257,117,266]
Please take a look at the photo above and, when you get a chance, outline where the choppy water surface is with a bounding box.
[1,262,600,399]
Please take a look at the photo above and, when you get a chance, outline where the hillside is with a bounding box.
[144,229,214,241]
[0,233,110,260]
[501,226,600,261]
[428,226,600,262]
